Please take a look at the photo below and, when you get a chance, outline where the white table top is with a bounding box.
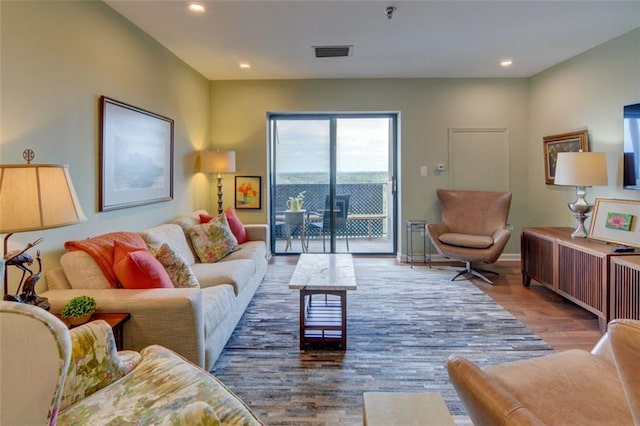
[289,253,357,291]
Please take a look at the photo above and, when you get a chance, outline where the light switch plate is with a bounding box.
[420,165,428,176]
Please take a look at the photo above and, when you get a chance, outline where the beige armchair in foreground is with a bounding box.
[447,319,639,425]
[427,189,512,284]
[0,301,263,425]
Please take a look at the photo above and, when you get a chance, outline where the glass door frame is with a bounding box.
[268,112,398,256]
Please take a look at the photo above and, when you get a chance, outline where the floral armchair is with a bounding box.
[0,301,262,425]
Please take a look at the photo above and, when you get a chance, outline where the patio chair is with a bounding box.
[307,194,351,252]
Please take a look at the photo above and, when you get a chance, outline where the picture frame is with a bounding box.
[235,176,262,210]
[588,198,640,248]
[99,96,174,211]
[543,130,589,184]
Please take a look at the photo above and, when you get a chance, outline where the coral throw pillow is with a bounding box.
[199,213,216,224]
[113,241,174,289]
[224,207,248,244]
[186,219,239,263]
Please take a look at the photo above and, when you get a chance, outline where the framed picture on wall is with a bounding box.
[543,130,589,184]
[99,96,174,211]
[235,176,262,210]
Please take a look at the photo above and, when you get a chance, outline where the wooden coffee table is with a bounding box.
[289,253,357,349]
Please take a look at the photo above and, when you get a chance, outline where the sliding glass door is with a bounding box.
[269,113,397,255]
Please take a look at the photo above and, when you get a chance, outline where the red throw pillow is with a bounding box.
[225,207,248,244]
[199,213,215,224]
[113,241,174,289]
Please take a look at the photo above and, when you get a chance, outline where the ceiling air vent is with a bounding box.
[313,45,353,58]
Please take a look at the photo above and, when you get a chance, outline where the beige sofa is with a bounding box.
[447,319,640,425]
[42,211,268,371]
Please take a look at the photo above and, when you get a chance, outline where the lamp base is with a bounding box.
[568,201,593,238]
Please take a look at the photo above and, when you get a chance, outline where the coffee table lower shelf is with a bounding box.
[300,289,346,349]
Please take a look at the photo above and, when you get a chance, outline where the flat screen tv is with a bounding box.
[623,102,640,190]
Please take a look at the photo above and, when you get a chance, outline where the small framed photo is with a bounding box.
[99,96,174,211]
[588,198,640,248]
[235,176,262,210]
[543,130,589,184]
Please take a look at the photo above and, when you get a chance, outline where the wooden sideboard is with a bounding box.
[610,256,640,321]
[521,227,638,331]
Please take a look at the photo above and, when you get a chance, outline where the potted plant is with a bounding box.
[61,295,97,326]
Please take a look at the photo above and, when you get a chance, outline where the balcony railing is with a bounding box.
[273,183,388,238]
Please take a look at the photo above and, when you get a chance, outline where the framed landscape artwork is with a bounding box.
[588,198,640,248]
[543,130,589,184]
[235,176,262,209]
[99,96,174,211]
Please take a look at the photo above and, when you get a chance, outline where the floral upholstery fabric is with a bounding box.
[58,345,263,425]
[187,218,239,263]
[159,401,220,425]
[151,243,200,288]
[59,320,141,410]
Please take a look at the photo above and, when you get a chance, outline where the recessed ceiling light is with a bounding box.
[188,3,206,13]
[500,59,513,67]
[239,62,251,70]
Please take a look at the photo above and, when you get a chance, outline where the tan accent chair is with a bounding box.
[427,189,512,284]
[447,319,639,425]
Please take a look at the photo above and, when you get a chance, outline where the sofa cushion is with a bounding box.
[113,241,174,289]
[201,285,236,336]
[60,251,111,290]
[172,209,208,231]
[222,241,268,272]
[485,349,633,425]
[140,224,197,266]
[191,259,254,295]
[439,232,493,249]
[186,220,239,263]
[152,244,199,288]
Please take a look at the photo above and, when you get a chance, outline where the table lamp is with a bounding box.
[199,150,236,215]
[554,151,608,237]
[0,152,87,306]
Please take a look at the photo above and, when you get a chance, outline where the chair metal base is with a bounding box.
[451,261,498,285]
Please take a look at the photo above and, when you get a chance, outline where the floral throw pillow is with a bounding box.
[152,243,200,288]
[186,218,239,263]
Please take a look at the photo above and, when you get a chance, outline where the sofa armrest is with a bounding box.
[60,320,141,410]
[609,319,640,425]
[244,224,268,242]
[447,355,545,426]
[40,288,206,368]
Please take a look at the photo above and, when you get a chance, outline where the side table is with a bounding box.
[405,220,431,268]
[363,392,455,426]
[57,312,131,351]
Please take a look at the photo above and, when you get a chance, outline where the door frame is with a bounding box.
[268,112,398,255]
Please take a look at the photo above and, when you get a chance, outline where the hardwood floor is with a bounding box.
[270,255,603,351]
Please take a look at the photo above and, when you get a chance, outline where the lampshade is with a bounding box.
[0,164,87,234]
[554,152,608,187]
[199,151,236,174]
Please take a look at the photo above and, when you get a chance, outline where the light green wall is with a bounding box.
[1,0,638,286]
[211,79,530,255]
[211,29,640,257]
[1,1,211,292]
[528,29,640,227]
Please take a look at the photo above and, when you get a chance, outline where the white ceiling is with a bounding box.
[104,0,640,80]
